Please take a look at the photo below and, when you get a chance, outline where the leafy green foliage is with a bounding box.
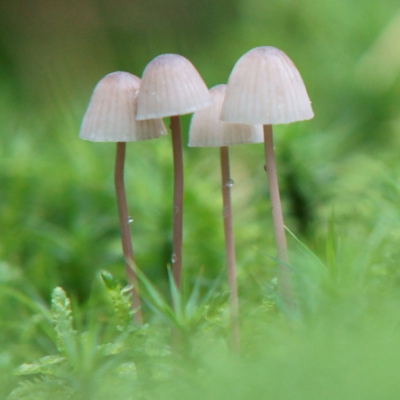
[51,287,78,356]
[7,378,75,400]
[101,271,133,331]
[134,264,227,335]
[8,282,175,399]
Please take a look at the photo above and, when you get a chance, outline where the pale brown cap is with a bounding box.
[79,71,167,142]
[221,46,314,125]
[189,84,263,147]
[135,54,212,120]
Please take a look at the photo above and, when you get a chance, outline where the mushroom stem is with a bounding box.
[263,125,294,309]
[220,146,240,351]
[169,116,184,290]
[114,142,143,324]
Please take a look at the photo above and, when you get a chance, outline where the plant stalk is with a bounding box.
[220,146,240,351]
[263,125,294,310]
[114,142,143,324]
[170,116,184,290]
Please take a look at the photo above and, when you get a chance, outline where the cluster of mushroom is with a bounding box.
[79,47,314,346]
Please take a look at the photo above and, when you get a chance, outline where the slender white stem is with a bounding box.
[263,125,294,310]
[114,142,143,324]
[220,146,240,351]
[170,116,184,291]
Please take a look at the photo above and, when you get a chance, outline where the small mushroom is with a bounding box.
[80,71,167,324]
[221,47,313,310]
[189,84,263,350]
[136,54,211,290]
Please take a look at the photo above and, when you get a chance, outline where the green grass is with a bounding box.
[4,225,400,399]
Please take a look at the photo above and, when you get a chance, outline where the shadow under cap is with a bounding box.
[189,84,263,147]
[221,46,314,125]
[135,54,212,120]
[79,71,167,142]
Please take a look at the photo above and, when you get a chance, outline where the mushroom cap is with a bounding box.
[189,84,263,147]
[221,46,314,125]
[135,54,212,120]
[79,71,167,142]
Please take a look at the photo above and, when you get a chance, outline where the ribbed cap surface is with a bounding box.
[79,71,167,142]
[221,47,314,124]
[136,54,212,120]
[189,85,263,147]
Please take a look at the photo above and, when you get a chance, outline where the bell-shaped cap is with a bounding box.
[79,71,167,142]
[221,46,314,125]
[189,84,263,147]
[136,54,212,120]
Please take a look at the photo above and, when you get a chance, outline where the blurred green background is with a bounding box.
[1,0,400,302]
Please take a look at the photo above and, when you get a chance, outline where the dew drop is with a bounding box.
[225,179,234,187]
[171,253,177,264]
[128,216,133,224]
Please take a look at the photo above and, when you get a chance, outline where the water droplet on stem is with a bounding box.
[225,179,234,187]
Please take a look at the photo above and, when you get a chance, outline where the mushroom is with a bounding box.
[221,46,313,309]
[136,54,211,290]
[189,84,263,349]
[80,71,167,324]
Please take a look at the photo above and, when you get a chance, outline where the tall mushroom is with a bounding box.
[189,84,263,350]
[136,54,211,290]
[221,46,314,309]
[79,71,167,324]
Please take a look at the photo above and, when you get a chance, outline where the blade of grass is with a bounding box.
[167,266,184,324]
[129,262,179,326]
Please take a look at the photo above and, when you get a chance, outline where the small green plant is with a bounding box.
[132,265,226,336]
[7,265,227,399]
[8,282,172,399]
